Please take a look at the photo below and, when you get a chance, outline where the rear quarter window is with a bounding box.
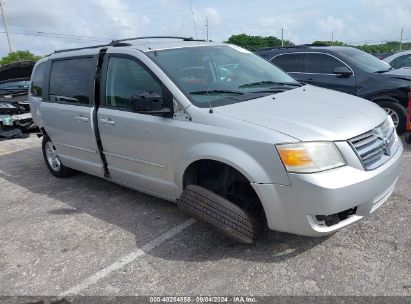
[49,57,95,105]
[30,62,47,97]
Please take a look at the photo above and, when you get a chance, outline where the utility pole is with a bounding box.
[0,0,13,53]
[281,28,284,46]
[400,27,403,51]
[205,16,208,42]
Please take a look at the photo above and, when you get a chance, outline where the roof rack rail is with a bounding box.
[53,36,206,54]
[54,43,111,54]
[111,36,206,45]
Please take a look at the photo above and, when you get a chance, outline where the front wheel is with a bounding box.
[42,135,76,178]
[378,101,406,134]
[178,185,263,244]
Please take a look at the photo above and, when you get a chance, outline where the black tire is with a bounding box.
[42,135,76,178]
[405,133,411,145]
[178,185,263,244]
[377,100,407,134]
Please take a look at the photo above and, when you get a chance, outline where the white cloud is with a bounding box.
[205,7,221,25]
[0,0,410,57]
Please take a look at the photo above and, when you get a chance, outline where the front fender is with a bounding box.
[175,142,290,196]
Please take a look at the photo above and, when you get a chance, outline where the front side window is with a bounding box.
[147,45,300,108]
[391,55,411,69]
[30,62,47,97]
[271,54,304,72]
[305,53,347,74]
[50,58,94,105]
[105,57,162,110]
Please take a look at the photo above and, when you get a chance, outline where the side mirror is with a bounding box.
[130,91,171,115]
[334,66,353,77]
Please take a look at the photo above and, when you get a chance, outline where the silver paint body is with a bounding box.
[29,41,403,236]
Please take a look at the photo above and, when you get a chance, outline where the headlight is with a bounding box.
[386,115,395,129]
[276,142,345,173]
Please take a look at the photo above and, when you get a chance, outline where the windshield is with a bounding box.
[147,45,300,107]
[338,48,392,73]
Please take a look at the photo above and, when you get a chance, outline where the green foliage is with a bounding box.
[226,33,293,51]
[312,41,345,46]
[0,51,42,65]
[226,33,411,54]
[356,41,411,53]
[313,40,411,53]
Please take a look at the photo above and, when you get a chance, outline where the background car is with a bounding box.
[0,61,36,135]
[0,60,35,107]
[255,45,411,133]
[372,52,395,60]
[383,50,411,69]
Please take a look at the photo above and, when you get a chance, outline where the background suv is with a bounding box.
[256,46,411,133]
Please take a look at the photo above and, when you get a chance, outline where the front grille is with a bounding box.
[349,118,398,170]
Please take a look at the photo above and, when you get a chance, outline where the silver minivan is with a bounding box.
[29,37,403,243]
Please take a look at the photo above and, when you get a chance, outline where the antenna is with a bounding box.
[205,16,209,42]
[0,0,13,52]
[188,0,198,40]
[400,27,403,51]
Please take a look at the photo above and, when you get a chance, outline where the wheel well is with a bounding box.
[372,92,408,108]
[183,159,266,222]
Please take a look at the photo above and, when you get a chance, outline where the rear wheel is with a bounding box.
[405,133,411,144]
[42,135,76,178]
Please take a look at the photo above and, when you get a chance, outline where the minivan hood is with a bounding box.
[215,85,387,141]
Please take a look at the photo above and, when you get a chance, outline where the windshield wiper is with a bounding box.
[0,88,28,93]
[189,89,244,95]
[239,81,300,88]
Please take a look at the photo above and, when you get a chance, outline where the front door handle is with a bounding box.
[74,115,89,122]
[99,118,115,125]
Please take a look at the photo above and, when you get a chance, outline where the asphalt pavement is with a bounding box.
[0,135,410,297]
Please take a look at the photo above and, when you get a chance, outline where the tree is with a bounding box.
[0,51,42,65]
[226,34,293,51]
[312,40,345,46]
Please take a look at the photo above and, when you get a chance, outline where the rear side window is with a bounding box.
[271,54,303,72]
[50,58,95,105]
[30,62,47,97]
[305,53,345,74]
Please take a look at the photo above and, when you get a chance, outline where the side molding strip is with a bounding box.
[103,151,167,169]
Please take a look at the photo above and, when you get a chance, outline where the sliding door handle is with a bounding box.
[99,118,115,125]
[74,115,89,122]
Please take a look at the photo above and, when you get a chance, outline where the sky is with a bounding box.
[0,0,410,57]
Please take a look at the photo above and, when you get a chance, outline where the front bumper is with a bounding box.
[252,140,403,237]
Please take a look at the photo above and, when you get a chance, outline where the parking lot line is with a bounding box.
[59,218,196,296]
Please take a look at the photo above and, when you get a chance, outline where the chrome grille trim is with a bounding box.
[348,118,398,171]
